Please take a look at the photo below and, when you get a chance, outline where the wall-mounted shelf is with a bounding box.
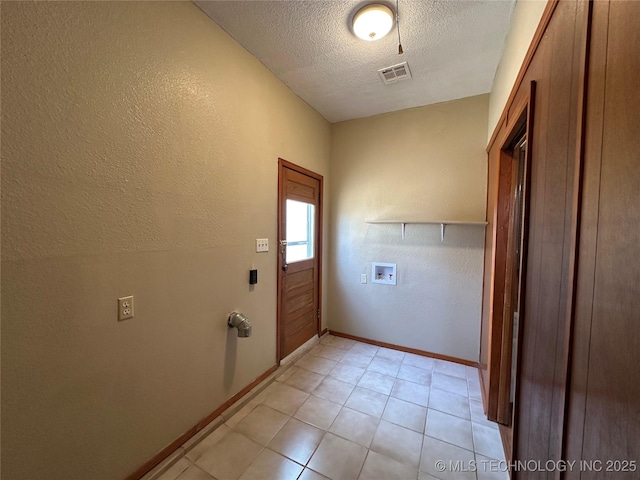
[366,220,488,242]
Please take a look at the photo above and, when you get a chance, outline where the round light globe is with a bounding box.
[353,4,394,41]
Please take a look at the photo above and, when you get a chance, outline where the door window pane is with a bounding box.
[286,199,315,263]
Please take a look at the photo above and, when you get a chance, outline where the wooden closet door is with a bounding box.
[565,1,640,476]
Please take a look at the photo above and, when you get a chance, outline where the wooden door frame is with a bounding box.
[485,83,536,436]
[497,126,527,426]
[276,158,323,364]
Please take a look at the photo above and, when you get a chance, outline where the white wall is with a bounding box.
[1,2,330,479]
[328,95,489,362]
[488,0,547,140]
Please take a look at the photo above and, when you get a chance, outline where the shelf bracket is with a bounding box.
[401,223,406,240]
[440,223,445,242]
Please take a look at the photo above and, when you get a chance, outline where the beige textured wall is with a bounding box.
[488,0,547,140]
[328,95,488,362]
[0,2,330,479]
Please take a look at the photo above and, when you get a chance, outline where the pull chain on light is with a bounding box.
[396,0,403,54]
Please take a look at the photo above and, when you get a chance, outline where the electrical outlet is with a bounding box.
[256,238,269,252]
[360,274,367,284]
[118,296,134,321]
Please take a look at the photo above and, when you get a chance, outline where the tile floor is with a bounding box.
[158,335,508,480]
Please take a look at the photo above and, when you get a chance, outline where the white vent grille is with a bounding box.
[378,62,412,85]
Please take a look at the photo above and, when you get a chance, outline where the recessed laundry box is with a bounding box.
[372,262,396,285]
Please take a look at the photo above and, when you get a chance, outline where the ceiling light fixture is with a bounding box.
[353,4,394,42]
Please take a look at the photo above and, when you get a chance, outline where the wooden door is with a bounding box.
[564,0,640,474]
[277,159,323,360]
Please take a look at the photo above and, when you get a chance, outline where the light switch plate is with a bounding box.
[256,238,269,252]
[361,274,367,284]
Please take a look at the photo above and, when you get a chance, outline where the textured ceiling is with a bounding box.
[195,0,515,123]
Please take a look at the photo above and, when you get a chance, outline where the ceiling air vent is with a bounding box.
[378,62,412,85]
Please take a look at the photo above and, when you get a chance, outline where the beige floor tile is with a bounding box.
[224,402,259,429]
[428,388,470,420]
[398,364,432,386]
[367,356,401,377]
[370,420,424,468]
[472,423,505,461]
[420,436,476,480]
[375,347,406,362]
[181,422,228,456]
[311,344,348,361]
[329,406,380,447]
[469,399,499,429]
[181,417,225,455]
[468,379,483,401]
[308,432,368,480]
[299,468,330,480]
[403,354,435,372]
[434,360,468,379]
[382,397,427,433]
[425,409,474,451]
[186,337,511,480]
[157,457,192,480]
[344,386,389,418]
[285,368,325,393]
[431,372,468,397]
[340,352,374,369]
[359,450,419,480]
[328,363,366,385]
[357,371,395,395]
[466,366,481,383]
[175,465,215,480]
[313,376,355,405]
[268,417,325,465]
[296,355,338,375]
[391,379,430,407]
[186,424,232,462]
[224,395,264,428]
[294,394,342,430]
[475,454,510,480]
[233,405,289,446]
[261,382,310,415]
[418,472,441,480]
[250,387,269,405]
[350,342,379,356]
[195,431,263,480]
[322,335,357,350]
[238,449,303,480]
[275,365,299,384]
